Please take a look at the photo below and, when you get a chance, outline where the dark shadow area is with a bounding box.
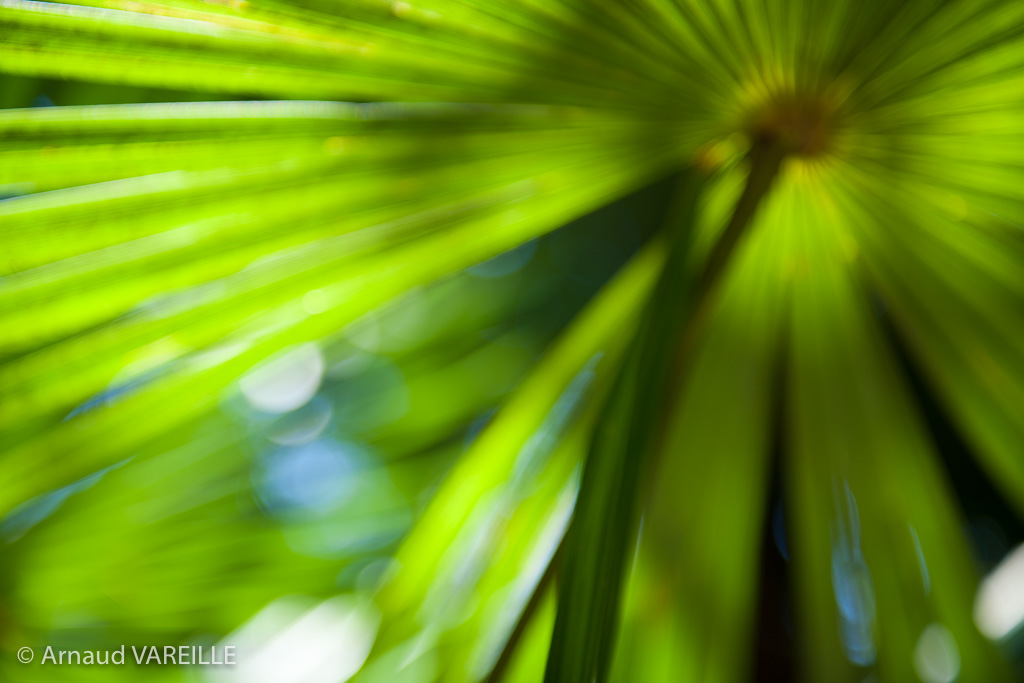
[754,343,797,682]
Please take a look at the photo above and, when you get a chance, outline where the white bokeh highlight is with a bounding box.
[975,543,1024,641]
[207,596,379,683]
[240,344,325,414]
[913,623,960,683]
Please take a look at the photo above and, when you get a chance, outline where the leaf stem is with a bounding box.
[667,137,788,389]
[541,141,787,683]
[698,137,788,299]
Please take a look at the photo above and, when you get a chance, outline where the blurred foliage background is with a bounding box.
[1,72,681,683]
[3,2,1024,682]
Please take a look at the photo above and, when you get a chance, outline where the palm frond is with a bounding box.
[3,0,1024,681]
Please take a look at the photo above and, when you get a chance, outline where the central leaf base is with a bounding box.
[746,94,837,158]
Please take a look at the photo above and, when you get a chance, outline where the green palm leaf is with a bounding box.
[2,0,1024,682]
